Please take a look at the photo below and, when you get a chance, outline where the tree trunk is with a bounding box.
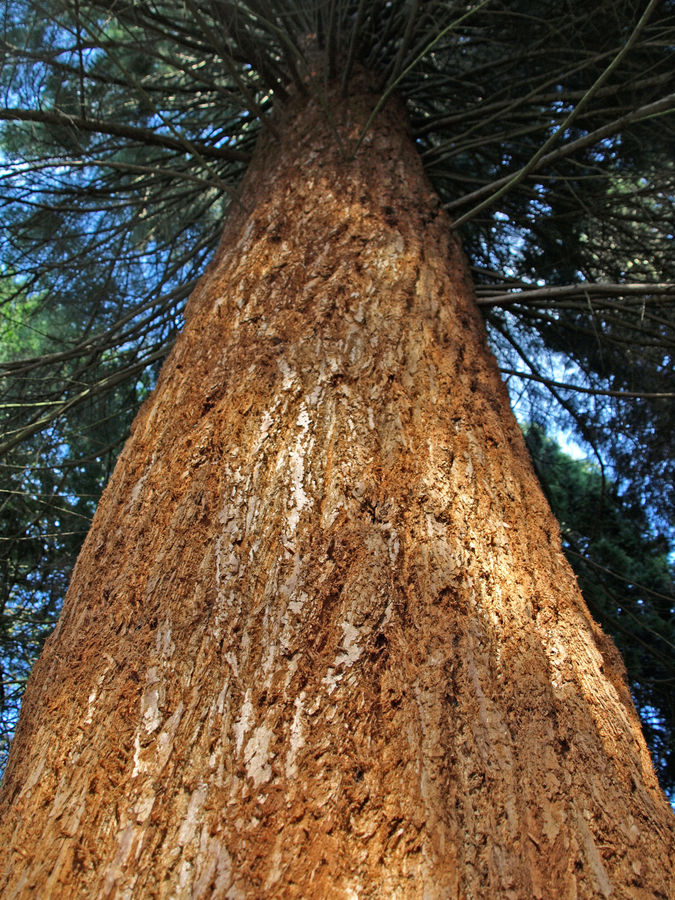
[1,81,673,899]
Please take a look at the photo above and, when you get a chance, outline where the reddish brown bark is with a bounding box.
[1,81,673,898]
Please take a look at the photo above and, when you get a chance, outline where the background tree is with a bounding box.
[0,0,674,893]
[524,426,675,793]
[0,276,152,767]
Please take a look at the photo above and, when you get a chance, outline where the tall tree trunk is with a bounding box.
[1,81,673,899]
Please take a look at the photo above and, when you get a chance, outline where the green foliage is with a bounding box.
[525,425,675,794]
[0,276,152,771]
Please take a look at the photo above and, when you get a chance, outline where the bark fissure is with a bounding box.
[1,82,673,898]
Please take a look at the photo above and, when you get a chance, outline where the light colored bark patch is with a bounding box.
[285,691,306,779]
[140,667,163,734]
[244,722,274,786]
[234,688,254,755]
[286,404,312,535]
[177,783,208,847]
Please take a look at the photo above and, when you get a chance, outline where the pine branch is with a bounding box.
[501,368,674,399]
[447,94,675,221]
[476,283,675,308]
[0,108,251,163]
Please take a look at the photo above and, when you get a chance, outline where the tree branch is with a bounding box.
[0,108,250,163]
[476,283,675,308]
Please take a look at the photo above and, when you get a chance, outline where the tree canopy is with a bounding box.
[1,0,673,787]
[524,426,675,793]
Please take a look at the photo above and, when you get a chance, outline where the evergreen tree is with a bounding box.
[0,276,152,769]
[0,1,673,894]
[525,426,675,794]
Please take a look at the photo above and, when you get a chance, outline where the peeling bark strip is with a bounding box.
[1,82,673,898]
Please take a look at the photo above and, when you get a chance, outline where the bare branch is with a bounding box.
[476,283,675,308]
[0,107,251,163]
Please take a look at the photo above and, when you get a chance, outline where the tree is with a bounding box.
[1,1,674,895]
[0,276,150,771]
[525,426,675,793]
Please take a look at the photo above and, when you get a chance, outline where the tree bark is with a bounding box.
[1,81,673,899]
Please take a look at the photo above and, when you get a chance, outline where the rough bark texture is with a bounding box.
[1,82,673,899]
